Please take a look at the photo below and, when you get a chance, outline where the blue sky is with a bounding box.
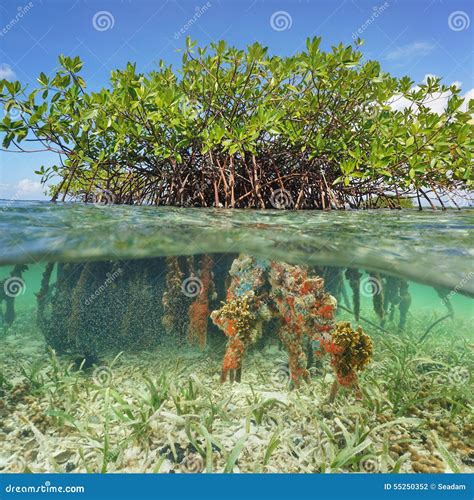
[0,0,473,200]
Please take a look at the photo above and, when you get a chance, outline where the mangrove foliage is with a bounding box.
[1,37,473,208]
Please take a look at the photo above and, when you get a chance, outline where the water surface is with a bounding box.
[1,201,473,295]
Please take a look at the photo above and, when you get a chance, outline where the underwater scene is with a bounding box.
[0,203,473,474]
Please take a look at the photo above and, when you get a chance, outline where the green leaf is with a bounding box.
[224,436,247,473]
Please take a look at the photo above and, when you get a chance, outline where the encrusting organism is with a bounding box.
[187,255,215,349]
[162,257,189,341]
[269,261,337,387]
[212,294,262,383]
[212,255,345,390]
[316,321,373,402]
[211,255,270,383]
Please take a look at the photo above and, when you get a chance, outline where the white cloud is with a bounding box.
[388,74,474,115]
[0,63,16,81]
[385,42,436,61]
[461,88,474,112]
[17,178,43,194]
[0,178,45,200]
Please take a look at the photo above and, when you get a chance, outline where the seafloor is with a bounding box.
[0,306,472,474]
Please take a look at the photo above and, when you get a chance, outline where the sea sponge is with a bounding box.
[212,292,265,382]
[212,293,261,345]
[322,321,373,387]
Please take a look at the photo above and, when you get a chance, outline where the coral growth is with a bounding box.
[212,293,261,382]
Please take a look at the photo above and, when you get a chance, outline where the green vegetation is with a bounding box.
[1,315,472,473]
[1,37,472,208]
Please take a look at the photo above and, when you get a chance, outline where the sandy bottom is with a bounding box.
[0,310,473,474]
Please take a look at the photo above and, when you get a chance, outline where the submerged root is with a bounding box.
[213,256,338,388]
[187,255,215,349]
[213,293,264,383]
[0,264,28,327]
[211,256,270,383]
[345,268,361,321]
[162,257,187,339]
[269,261,336,388]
